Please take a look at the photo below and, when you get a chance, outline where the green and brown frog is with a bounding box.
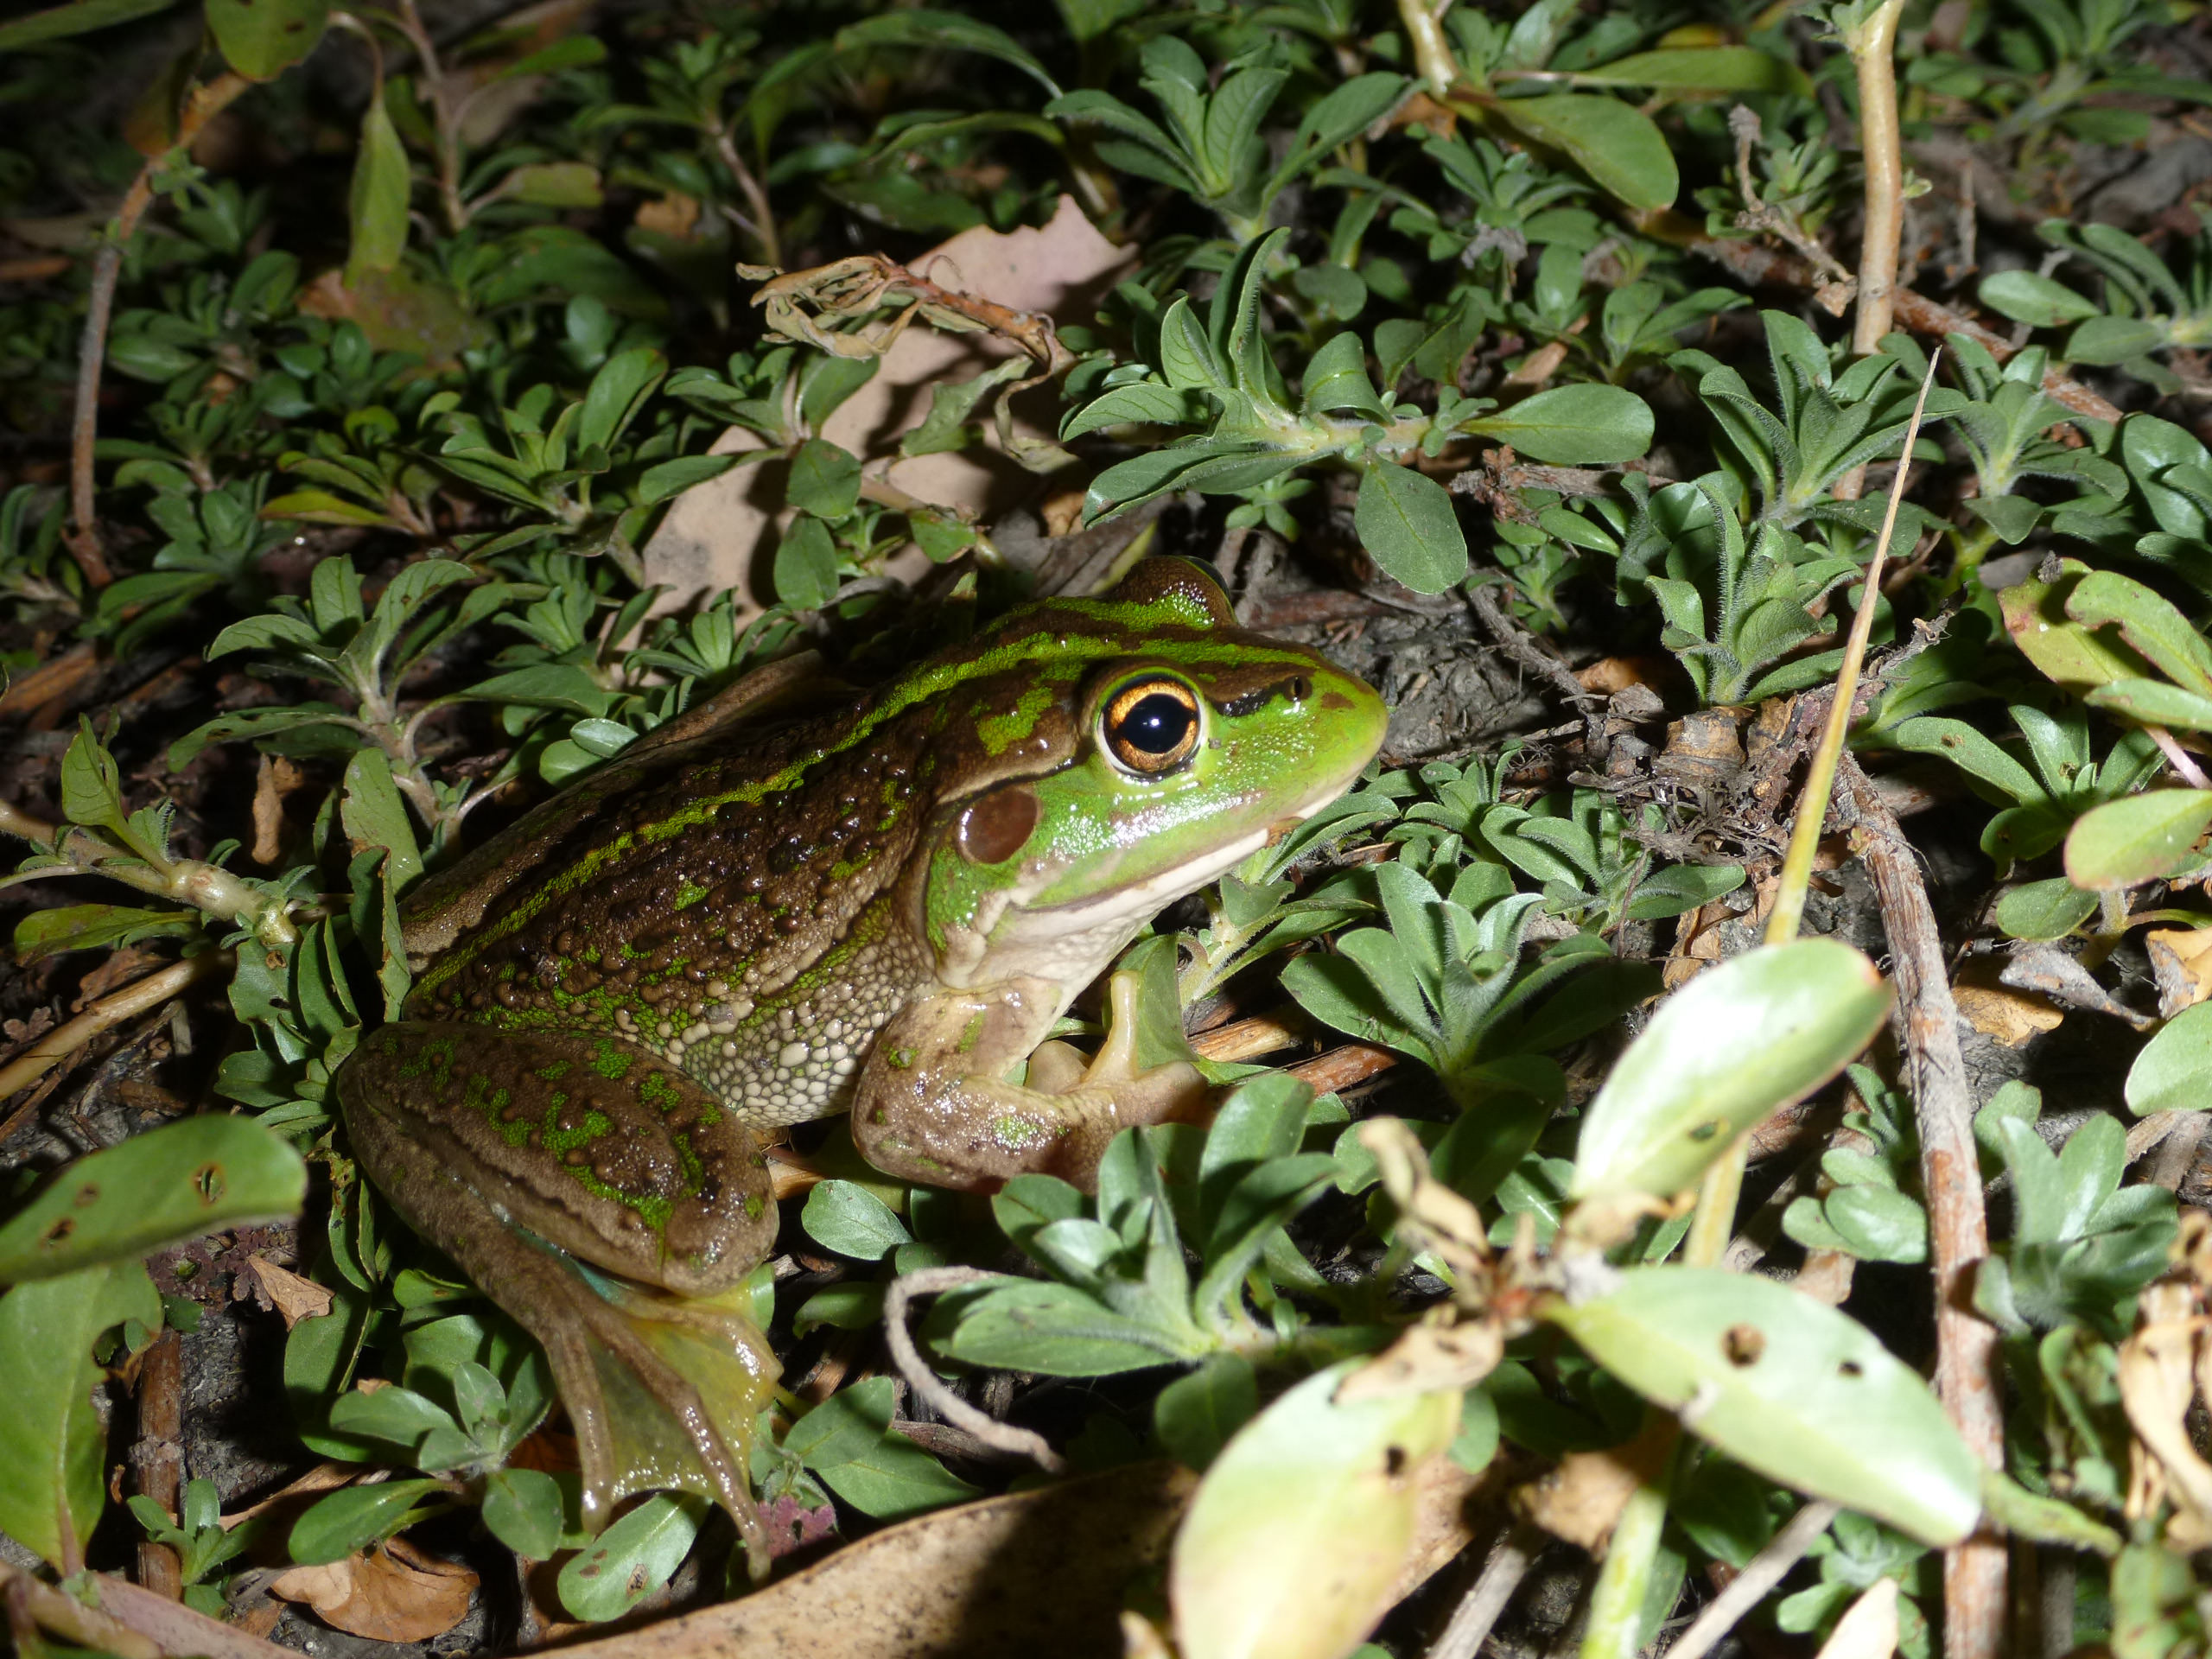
[334,557,1388,1568]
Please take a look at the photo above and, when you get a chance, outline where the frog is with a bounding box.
[333,557,1389,1571]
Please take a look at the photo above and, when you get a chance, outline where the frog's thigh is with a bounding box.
[338,1072,763,1548]
[850,980,1205,1191]
[339,1020,776,1294]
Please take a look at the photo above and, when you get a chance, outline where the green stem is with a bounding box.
[1580,1420,1681,1659]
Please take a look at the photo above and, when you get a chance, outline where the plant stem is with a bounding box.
[0,954,230,1106]
[1664,1501,1841,1659]
[66,73,251,585]
[391,0,467,233]
[1835,757,2005,1659]
[1766,349,1941,947]
[1396,0,1460,99]
[1428,1523,1542,1659]
[1578,1422,1679,1659]
[1844,0,1910,359]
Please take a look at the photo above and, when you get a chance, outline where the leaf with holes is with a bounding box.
[0,1117,307,1284]
[1547,1268,1980,1545]
[1171,1361,1459,1659]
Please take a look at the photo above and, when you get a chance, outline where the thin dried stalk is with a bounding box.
[67,73,250,582]
[1837,756,2006,1659]
[0,955,229,1105]
[883,1267,1066,1473]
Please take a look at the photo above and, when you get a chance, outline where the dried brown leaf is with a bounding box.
[269,1541,478,1643]
[247,1254,334,1328]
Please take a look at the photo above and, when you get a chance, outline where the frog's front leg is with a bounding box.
[334,1024,779,1573]
[850,976,1208,1190]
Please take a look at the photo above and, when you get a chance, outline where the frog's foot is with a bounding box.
[852,976,1209,1191]
[337,1047,778,1576]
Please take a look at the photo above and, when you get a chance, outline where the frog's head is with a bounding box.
[915,558,1387,990]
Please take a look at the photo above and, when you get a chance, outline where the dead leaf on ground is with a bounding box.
[2149,927,2212,1018]
[250,756,304,868]
[269,1538,478,1643]
[1513,1417,1676,1554]
[1814,1578,1900,1659]
[248,1254,334,1328]
[546,1459,1479,1659]
[73,945,164,1009]
[644,194,1135,613]
[1953,959,2064,1047]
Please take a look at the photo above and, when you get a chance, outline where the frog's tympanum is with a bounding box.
[334,557,1388,1569]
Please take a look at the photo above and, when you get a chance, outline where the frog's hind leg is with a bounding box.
[336,1052,777,1577]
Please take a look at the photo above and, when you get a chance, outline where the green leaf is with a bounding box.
[1155,1355,1258,1471]
[835,10,1060,96]
[556,1491,702,1621]
[1993,878,2101,942]
[2065,791,2212,892]
[2067,315,2171,365]
[11,903,197,964]
[2087,678,2212,734]
[787,438,862,518]
[1063,381,1198,438]
[575,346,668,457]
[1567,47,1808,93]
[502,161,601,207]
[1354,462,1467,594]
[346,95,410,276]
[1570,939,1891,1204]
[1170,1361,1459,1659]
[340,747,423,893]
[0,1118,307,1284]
[481,1467,564,1560]
[2127,1001,2212,1117]
[1466,383,1655,465]
[1624,862,1745,922]
[0,0,175,51]
[2067,570,2212,701]
[1302,331,1389,420]
[901,359,1028,457]
[1977,272,2101,329]
[1489,93,1677,213]
[785,1376,982,1518]
[0,1262,161,1567]
[1548,1268,1982,1545]
[774,515,841,610]
[940,1279,1210,1374]
[206,0,327,79]
[637,453,741,506]
[801,1180,912,1261]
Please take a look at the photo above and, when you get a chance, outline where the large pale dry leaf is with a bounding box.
[645,195,1135,610]
[545,1459,1478,1659]
[1814,1578,1899,1659]
[270,1541,478,1642]
[556,1463,1192,1659]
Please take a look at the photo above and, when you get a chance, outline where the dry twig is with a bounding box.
[883,1267,1068,1474]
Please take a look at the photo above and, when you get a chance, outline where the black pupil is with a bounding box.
[1119,692,1194,755]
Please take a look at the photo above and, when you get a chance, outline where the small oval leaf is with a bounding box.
[2064,791,2212,892]
[1570,938,1891,1202]
[1547,1267,1981,1545]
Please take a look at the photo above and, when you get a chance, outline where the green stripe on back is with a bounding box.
[413,610,1314,1001]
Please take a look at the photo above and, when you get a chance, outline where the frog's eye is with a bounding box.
[1100,677,1201,775]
